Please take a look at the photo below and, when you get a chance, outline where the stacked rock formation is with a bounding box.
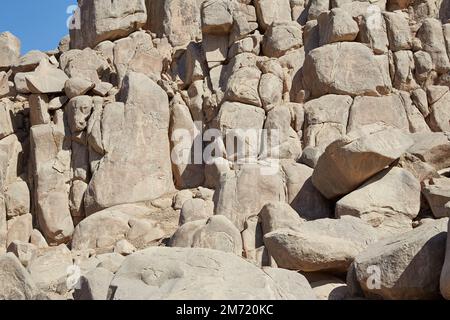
[0,0,450,300]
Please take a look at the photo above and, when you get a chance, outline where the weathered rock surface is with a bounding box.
[108,247,316,300]
[312,125,414,199]
[336,167,421,235]
[423,177,450,218]
[0,253,40,300]
[352,219,448,300]
[84,72,174,214]
[0,0,449,301]
[303,42,392,98]
[70,0,148,49]
[169,215,243,255]
[264,216,380,272]
[0,32,20,68]
[214,163,286,231]
[71,204,166,252]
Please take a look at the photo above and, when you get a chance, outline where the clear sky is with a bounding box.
[0,0,77,54]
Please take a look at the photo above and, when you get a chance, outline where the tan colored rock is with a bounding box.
[30,123,74,245]
[173,189,195,210]
[170,215,243,256]
[261,267,317,300]
[347,94,409,133]
[13,72,33,94]
[427,85,448,105]
[0,32,21,68]
[60,48,111,84]
[225,67,262,107]
[70,0,147,49]
[336,167,420,235]
[444,23,450,60]
[304,94,352,148]
[229,34,261,58]
[66,96,93,133]
[262,22,303,58]
[311,277,349,300]
[27,244,73,294]
[202,34,229,65]
[179,198,214,226]
[312,124,414,199]
[243,226,275,267]
[109,247,316,299]
[0,134,24,188]
[201,0,233,35]
[0,71,10,98]
[0,197,5,255]
[0,98,14,139]
[114,31,165,85]
[259,202,304,235]
[29,94,51,126]
[4,180,30,219]
[353,218,448,300]
[12,50,49,73]
[48,96,68,111]
[254,0,292,31]
[92,82,113,96]
[411,88,429,117]
[392,50,418,91]
[147,0,203,46]
[258,73,283,110]
[303,42,392,98]
[169,96,204,189]
[264,216,380,272]
[414,51,434,82]
[383,11,412,51]
[114,239,137,256]
[428,91,450,132]
[69,180,88,220]
[0,253,40,300]
[317,8,359,45]
[71,204,165,252]
[281,160,333,220]
[30,229,48,249]
[400,91,431,133]
[7,241,37,268]
[408,132,450,170]
[215,163,287,231]
[25,59,69,94]
[64,78,94,99]
[396,153,438,182]
[215,101,265,160]
[359,5,389,54]
[417,18,450,73]
[74,267,114,300]
[6,213,32,248]
[264,104,302,160]
[84,72,174,214]
[307,0,330,20]
[423,177,450,218]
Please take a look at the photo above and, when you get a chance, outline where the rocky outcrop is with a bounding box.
[108,247,316,299]
[0,0,449,301]
[351,219,448,300]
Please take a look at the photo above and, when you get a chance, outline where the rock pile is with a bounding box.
[0,0,449,300]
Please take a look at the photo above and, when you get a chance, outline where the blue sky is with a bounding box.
[0,0,77,54]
